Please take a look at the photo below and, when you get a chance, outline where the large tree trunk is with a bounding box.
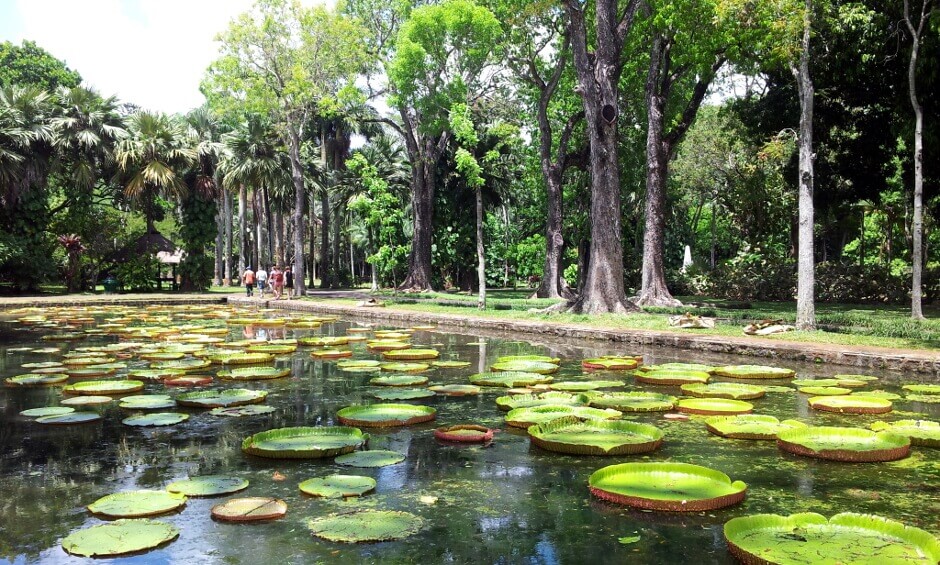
[286,123,306,296]
[224,189,233,285]
[262,186,274,267]
[309,191,317,288]
[793,0,816,330]
[399,137,437,291]
[476,187,486,309]
[238,184,247,273]
[319,124,332,288]
[214,203,224,286]
[273,210,285,267]
[563,0,640,314]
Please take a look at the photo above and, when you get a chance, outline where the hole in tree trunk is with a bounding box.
[602,104,617,124]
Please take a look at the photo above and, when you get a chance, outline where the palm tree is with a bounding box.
[0,86,55,207]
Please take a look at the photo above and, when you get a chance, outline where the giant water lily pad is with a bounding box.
[638,363,714,374]
[713,365,795,379]
[210,405,277,417]
[677,398,753,415]
[36,412,102,425]
[907,394,940,403]
[140,352,185,362]
[496,355,560,365]
[496,392,588,411]
[62,519,179,557]
[63,380,144,395]
[217,367,290,380]
[164,375,212,387]
[129,369,186,381]
[372,388,435,401]
[380,362,429,372]
[88,490,187,518]
[549,380,624,392]
[166,475,249,497]
[870,420,940,448]
[528,416,663,455]
[490,359,559,374]
[724,512,940,565]
[582,357,640,370]
[176,389,267,408]
[242,426,367,458]
[61,395,112,407]
[246,344,296,355]
[20,406,74,418]
[777,426,910,462]
[434,424,494,443]
[634,370,710,386]
[299,475,376,498]
[211,497,286,522]
[469,371,553,387]
[337,403,436,427]
[334,450,405,467]
[123,412,189,427]
[151,358,211,372]
[208,352,274,365]
[903,384,940,394]
[430,384,481,396]
[367,340,411,351]
[431,360,471,369]
[6,373,68,387]
[854,390,903,400]
[120,395,176,410]
[300,336,350,347]
[66,367,118,378]
[680,382,766,400]
[337,359,382,371]
[307,510,422,543]
[588,392,677,412]
[383,348,440,361]
[369,375,429,387]
[588,462,747,511]
[505,405,621,429]
[809,395,892,414]
[799,386,853,396]
[705,415,807,440]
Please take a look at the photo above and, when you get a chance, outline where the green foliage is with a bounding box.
[0,40,81,91]
[179,192,217,291]
[113,253,161,292]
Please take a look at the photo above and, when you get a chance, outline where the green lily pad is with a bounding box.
[307,510,422,543]
[128,369,186,381]
[777,426,910,462]
[677,398,753,415]
[528,416,664,455]
[20,406,74,418]
[429,384,481,396]
[505,405,621,429]
[242,426,367,458]
[119,395,176,410]
[210,405,277,417]
[870,420,940,448]
[589,462,747,511]
[245,344,296,355]
[366,339,412,351]
[217,367,290,380]
[638,363,714,374]
[634,370,710,386]
[903,384,940,394]
[176,389,268,408]
[490,359,559,374]
[854,390,903,400]
[211,497,287,522]
[809,395,892,414]
[383,348,440,360]
[88,490,187,518]
[469,371,553,387]
[680,382,766,400]
[35,412,102,425]
[300,336,350,347]
[62,519,179,557]
[434,424,494,442]
[299,474,376,498]
[369,375,429,387]
[834,374,879,382]
[724,512,940,565]
[496,355,560,365]
[588,392,677,412]
[337,403,436,427]
[151,358,211,371]
[800,386,853,396]
[6,373,68,386]
[337,360,383,371]
[705,415,807,440]
[713,365,795,379]
[208,352,274,365]
[496,392,588,411]
[582,357,639,370]
[334,450,405,467]
[372,388,435,401]
[792,378,841,387]
[63,379,144,396]
[431,360,471,368]
[60,395,113,407]
[907,394,940,403]
[548,380,624,392]
[166,475,249,497]
[380,362,430,372]
[21,361,64,369]
[123,412,189,427]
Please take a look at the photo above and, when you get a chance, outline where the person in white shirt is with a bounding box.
[255,267,268,298]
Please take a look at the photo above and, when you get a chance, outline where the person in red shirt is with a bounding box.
[270,266,283,299]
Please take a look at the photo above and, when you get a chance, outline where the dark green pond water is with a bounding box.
[0,304,938,564]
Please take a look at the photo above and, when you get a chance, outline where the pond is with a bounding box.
[0,303,938,564]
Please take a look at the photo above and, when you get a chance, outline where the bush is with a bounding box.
[814,262,908,303]
[113,255,161,292]
[706,249,796,301]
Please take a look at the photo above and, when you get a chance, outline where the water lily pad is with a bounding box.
[88,490,187,518]
[870,420,940,448]
[431,360,471,368]
[490,359,559,374]
[677,398,753,415]
[430,384,481,396]
[549,380,624,392]
[834,373,879,382]
[208,352,274,365]
[528,416,663,455]
[777,426,910,462]
[210,405,277,417]
[337,403,436,427]
[588,392,677,412]
[724,512,940,565]
[211,497,286,522]
[217,367,290,380]
[62,519,179,557]
[66,367,119,378]
[63,380,144,395]
[809,395,892,414]
[166,475,249,497]
[382,348,440,361]
[129,369,186,381]
[151,358,211,372]
[21,361,65,369]
[337,359,383,370]
[176,389,267,408]
[123,412,189,427]
[140,352,186,361]
[300,336,350,347]
[36,411,102,425]
[638,363,714,374]
[20,406,74,418]
[907,394,940,403]
[299,475,376,498]
[380,362,430,372]
[6,373,68,386]
[496,355,560,365]
[311,348,354,360]
[469,371,553,387]
[119,394,176,410]
[582,357,639,371]
[242,426,367,458]
[434,424,494,443]
[854,390,903,400]
[307,510,422,543]
[505,405,621,429]
[373,331,411,339]
[713,365,795,379]
[680,382,766,400]
[369,375,429,387]
[799,386,853,396]
[588,462,747,511]
[372,388,435,401]
[634,370,710,386]
[334,450,405,467]
[496,392,588,411]
[245,344,296,355]
[903,384,940,394]
[61,395,113,407]
[705,415,807,440]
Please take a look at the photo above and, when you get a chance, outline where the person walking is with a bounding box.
[256,266,268,298]
[284,266,294,300]
[241,266,255,297]
[270,265,283,300]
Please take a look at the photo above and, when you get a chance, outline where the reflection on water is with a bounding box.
[0,307,937,564]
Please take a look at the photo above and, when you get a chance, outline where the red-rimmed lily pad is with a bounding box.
[369,375,429,387]
[870,420,940,448]
[724,512,940,565]
[705,415,807,440]
[582,357,640,371]
[123,412,189,427]
[469,371,553,387]
[430,384,481,396]
[677,398,753,415]
[63,380,144,395]
[713,365,795,379]
[434,424,494,443]
[808,395,892,414]
[164,375,213,387]
[334,450,405,467]
[176,389,267,408]
[497,355,560,365]
[505,405,621,429]
[528,416,663,456]
[300,336,350,347]
[211,497,286,522]
[777,426,910,462]
[299,475,376,498]
[382,348,440,361]
[588,462,747,511]
[637,363,714,374]
[307,510,422,543]
[208,352,274,365]
[241,426,367,458]
[151,358,211,372]
[680,382,766,400]
[588,392,677,412]
[337,403,436,427]
[61,519,179,557]
[88,490,187,518]
[311,349,354,359]
[166,475,249,497]
[245,344,297,355]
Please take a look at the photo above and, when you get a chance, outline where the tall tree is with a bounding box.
[0,40,81,91]
[792,0,816,330]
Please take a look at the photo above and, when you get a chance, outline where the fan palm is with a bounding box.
[0,86,55,206]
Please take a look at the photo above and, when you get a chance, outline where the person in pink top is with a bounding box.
[270,266,283,299]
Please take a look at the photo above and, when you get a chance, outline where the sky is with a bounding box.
[0,0,331,114]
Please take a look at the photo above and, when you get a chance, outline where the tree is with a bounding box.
[561,0,642,313]
[0,40,81,91]
[902,0,936,319]
[792,0,816,330]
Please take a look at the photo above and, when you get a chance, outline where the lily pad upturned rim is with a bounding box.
[808,395,893,415]
[242,426,367,459]
[680,382,766,400]
[217,367,290,380]
[334,449,406,467]
[588,462,747,512]
[6,373,69,387]
[122,412,189,427]
[210,497,287,522]
[676,398,754,415]
[434,424,495,443]
[469,371,553,387]
[429,384,481,396]
[588,392,677,412]
[634,370,710,386]
[87,490,187,518]
[870,420,940,448]
[505,405,622,429]
[382,348,440,361]
[712,365,796,379]
[490,359,560,374]
[307,510,423,543]
[705,414,807,440]
[337,403,437,427]
[62,379,145,395]
[777,426,910,462]
[581,357,639,370]
[369,375,429,387]
[166,475,249,497]
[724,512,940,565]
[528,416,663,456]
[299,474,377,498]
[176,388,267,408]
[61,518,179,557]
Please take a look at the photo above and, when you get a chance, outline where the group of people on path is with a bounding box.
[240,265,294,300]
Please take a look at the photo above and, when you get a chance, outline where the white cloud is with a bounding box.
[7,0,332,114]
